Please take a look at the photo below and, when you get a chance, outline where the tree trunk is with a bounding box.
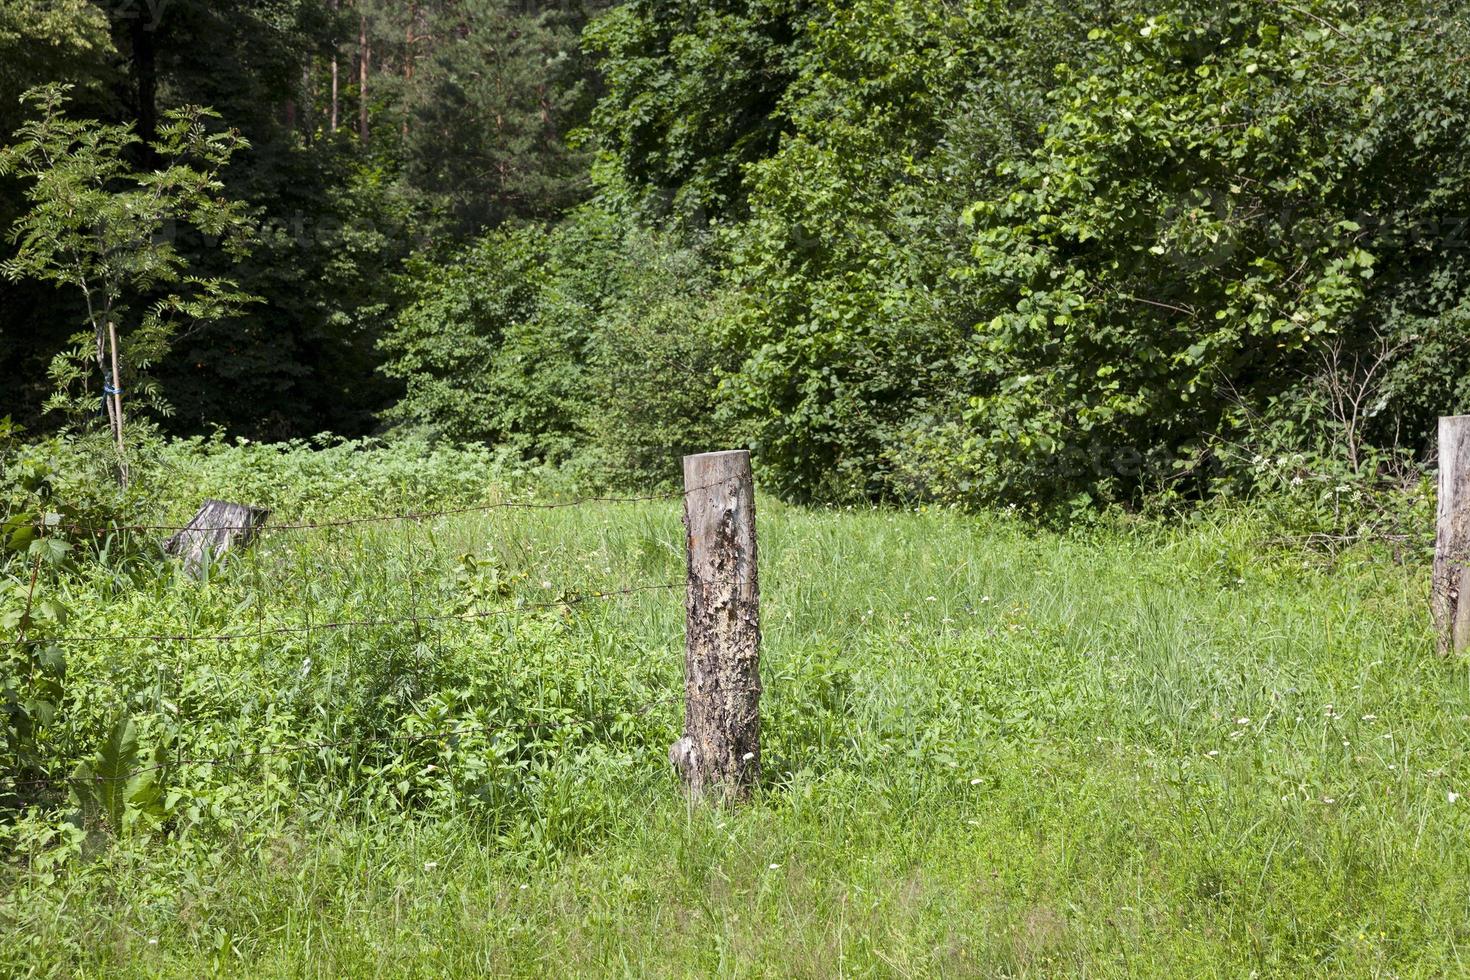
[107,319,128,487]
[129,13,158,152]
[358,12,370,144]
[330,0,340,131]
[402,3,416,139]
[300,63,312,133]
[669,450,761,802]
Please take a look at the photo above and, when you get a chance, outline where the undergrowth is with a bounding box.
[1,440,1464,976]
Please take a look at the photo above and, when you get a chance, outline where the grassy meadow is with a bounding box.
[2,444,1467,976]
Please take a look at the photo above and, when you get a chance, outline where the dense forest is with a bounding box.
[3,0,1469,510]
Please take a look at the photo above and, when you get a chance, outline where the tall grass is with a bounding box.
[2,449,1466,976]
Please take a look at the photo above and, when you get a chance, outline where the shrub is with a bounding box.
[379,207,731,485]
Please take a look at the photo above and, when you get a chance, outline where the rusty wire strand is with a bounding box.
[5,582,681,647]
[12,475,733,538]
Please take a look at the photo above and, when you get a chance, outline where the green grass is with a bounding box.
[5,471,1470,976]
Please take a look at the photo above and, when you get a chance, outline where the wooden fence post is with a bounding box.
[669,450,761,802]
[164,500,270,579]
[1434,416,1470,656]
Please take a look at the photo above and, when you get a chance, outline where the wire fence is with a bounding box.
[19,478,732,538]
[3,482,697,799]
[8,582,681,647]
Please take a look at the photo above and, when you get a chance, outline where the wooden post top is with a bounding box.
[683,450,753,486]
[683,450,751,463]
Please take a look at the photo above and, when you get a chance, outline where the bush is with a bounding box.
[379,207,731,485]
[594,0,1470,511]
[905,0,1470,508]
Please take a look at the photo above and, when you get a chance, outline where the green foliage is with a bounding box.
[144,432,513,523]
[0,1,113,124]
[0,85,257,458]
[0,538,69,785]
[390,0,609,230]
[159,153,430,441]
[68,713,169,841]
[919,1,1470,508]
[4,0,1469,518]
[380,207,728,482]
[582,237,731,481]
[700,0,1470,509]
[716,0,1078,501]
[0,0,610,442]
[0,419,73,788]
[379,221,550,444]
[0,440,1459,975]
[584,0,816,222]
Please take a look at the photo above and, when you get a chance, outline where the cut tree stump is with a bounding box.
[670,450,761,802]
[164,500,270,579]
[1434,416,1470,656]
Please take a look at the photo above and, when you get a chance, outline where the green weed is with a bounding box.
[1,445,1464,976]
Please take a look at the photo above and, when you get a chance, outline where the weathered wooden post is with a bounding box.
[1434,416,1470,656]
[669,450,761,801]
[164,500,270,579]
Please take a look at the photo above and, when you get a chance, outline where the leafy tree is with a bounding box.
[936,0,1470,508]
[715,0,1077,501]
[0,1,114,121]
[379,220,548,444]
[584,0,816,223]
[700,0,1470,508]
[394,0,609,230]
[380,205,726,480]
[0,85,256,483]
[0,0,118,430]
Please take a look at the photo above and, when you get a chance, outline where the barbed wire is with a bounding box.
[4,582,682,648]
[0,475,715,800]
[0,694,682,791]
[13,474,740,538]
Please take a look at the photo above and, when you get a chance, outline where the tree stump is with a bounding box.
[670,450,761,802]
[1434,417,1470,656]
[163,500,270,579]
